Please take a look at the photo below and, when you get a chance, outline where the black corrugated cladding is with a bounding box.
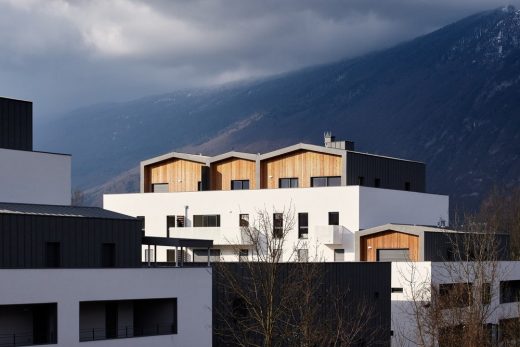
[213,262,391,347]
[346,151,426,192]
[0,213,142,268]
[424,232,510,261]
[0,97,32,151]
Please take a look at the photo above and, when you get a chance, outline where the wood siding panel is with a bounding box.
[210,158,256,190]
[146,159,203,192]
[360,230,419,262]
[260,150,342,189]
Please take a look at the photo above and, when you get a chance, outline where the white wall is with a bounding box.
[0,148,71,205]
[391,261,520,346]
[104,186,449,262]
[0,268,212,347]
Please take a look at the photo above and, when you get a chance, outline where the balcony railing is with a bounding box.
[169,226,253,245]
[314,225,344,244]
[79,323,175,342]
[0,331,56,347]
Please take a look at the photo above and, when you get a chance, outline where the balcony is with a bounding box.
[168,227,253,245]
[313,225,344,245]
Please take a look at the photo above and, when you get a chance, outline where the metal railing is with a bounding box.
[0,331,56,347]
[79,323,176,342]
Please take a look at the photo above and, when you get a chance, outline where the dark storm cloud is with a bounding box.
[0,0,518,116]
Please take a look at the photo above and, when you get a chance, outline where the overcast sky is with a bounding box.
[1,0,519,117]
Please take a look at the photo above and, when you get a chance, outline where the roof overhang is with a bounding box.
[208,151,258,164]
[141,152,209,167]
[259,143,345,161]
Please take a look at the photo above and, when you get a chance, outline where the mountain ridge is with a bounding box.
[37,6,520,207]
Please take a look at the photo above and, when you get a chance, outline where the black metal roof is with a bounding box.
[0,202,136,220]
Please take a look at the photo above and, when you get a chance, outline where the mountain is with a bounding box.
[36,6,520,208]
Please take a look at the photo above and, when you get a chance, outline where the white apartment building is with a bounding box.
[104,134,449,263]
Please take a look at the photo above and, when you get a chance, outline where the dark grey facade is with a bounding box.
[213,262,391,347]
[0,97,32,151]
[424,231,510,262]
[0,205,142,268]
[346,151,426,192]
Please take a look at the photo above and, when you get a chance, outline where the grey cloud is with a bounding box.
[0,0,518,117]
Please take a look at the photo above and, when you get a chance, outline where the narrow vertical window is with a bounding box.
[374,178,381,187]
[167,215,175,237]
[298,213,308,239]
[358,176,365,186]
[273,213,283,238]
[405,182,411,191]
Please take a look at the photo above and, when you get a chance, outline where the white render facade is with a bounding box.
[391,261,520,347]
[0,148,71,205]
[0,268,212,347]
[104,185,449,262]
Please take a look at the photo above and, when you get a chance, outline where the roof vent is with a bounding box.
[323,131,354,150]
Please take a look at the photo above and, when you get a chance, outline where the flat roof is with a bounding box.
[0,202,136,220]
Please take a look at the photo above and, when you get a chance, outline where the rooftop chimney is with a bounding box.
[323,131,354,151]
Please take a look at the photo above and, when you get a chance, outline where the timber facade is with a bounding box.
[140,134,426,194]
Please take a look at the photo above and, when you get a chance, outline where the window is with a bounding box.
[311,176,341,187]
[298,249,308,262]
[273,213,283,238]
[152,183,169,193]
[239,249,249,262]
[197,181,202,191]
[193,215,221,227]
[239,214,249,227]
[176,216,185,228]
[298,213,308,239]
[166,249,176,263]
[500,280,520,303]
[374,178,381,187]
[334,249,344,262]
[405,182,411,191]
[279,178,299,188]
[391,287,404,293]
[166,215,175,237]
[231,180,250,190]
[193,249,221,262]
[101,243,115,267]
[144,248,154,262]
[46,242,61,267]
[377,249,410,262]
[358,176,365,186]
[328,212,339,226]
[439,283,472,308]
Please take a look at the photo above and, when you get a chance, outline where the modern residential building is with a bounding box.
[104,133,449,263]
[355,223,519,346]
[0,97,212,347]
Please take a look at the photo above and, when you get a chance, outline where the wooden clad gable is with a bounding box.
[360,230,419,262]
[210,158,256,190]
[144,158,203,192]
[260,150,342,189]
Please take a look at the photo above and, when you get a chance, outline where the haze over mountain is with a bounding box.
[36,6,520,208]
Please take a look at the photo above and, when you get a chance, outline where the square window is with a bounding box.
[328,212,339,226]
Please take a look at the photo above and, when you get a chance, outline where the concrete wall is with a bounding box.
[0,148,71,205]
[104,186,449,262]
[0,268,212,347]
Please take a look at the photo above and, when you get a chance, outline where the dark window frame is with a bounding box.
[231,180,250,190]
[151,183,169,193]
[166,215,176,237]
[328,212,339,226]
[279,177,299,188]
[273,213,283,238]
[298,212,308,239]
[193,215,221,227]
[239,214,249,227]
[310,176,341,187]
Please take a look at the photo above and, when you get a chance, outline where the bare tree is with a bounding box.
[214,205,379,347]
[398,208,508,347]
[71,188,85,206]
